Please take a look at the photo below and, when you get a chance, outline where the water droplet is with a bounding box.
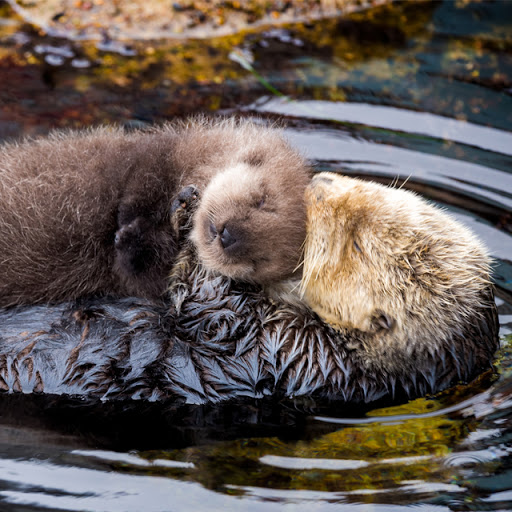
[44,54,65,66]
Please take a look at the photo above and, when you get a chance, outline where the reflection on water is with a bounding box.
[1,0,512,511]
[253,98,512,157]
[284,127,512,207]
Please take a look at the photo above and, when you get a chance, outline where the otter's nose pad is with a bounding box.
[220,226,236,249]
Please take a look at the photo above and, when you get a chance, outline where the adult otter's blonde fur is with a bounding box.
[0,118,310,306]
[301,172,494,370]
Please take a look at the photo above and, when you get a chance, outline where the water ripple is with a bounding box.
[284,128,512,210]
[0,458,339,512]
[252,98,512,157]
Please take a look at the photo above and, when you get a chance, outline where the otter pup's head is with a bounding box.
[301,172,493,357]
[191,146,310,284]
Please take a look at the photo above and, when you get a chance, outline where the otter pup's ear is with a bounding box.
[370,310,395,333]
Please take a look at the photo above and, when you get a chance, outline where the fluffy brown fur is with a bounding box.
[191,149,309,283]
[0,118,310,306]
[300,173,495,373]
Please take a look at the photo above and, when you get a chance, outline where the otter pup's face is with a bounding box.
[301,172,492,350]
[191,161,308,284]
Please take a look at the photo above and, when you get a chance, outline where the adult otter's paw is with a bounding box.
[369,310,395,333]
[171,185,200,235]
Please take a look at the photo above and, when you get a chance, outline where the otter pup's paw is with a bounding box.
[114,217,154,274]
[171,185,200,215]
[171,185,200,234]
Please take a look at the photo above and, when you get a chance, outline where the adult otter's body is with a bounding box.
[301,173,497,378]
[0,119,309,306]
[0,174,499,403]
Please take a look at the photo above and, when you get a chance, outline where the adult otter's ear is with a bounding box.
[369,310,395,333]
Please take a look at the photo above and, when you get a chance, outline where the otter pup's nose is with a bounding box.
[220,226,237,249]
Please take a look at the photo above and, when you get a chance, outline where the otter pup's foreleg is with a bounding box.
[170,185,200,241]
[113,185,200,298]
[168,185,202,315]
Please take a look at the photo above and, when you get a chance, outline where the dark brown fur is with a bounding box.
[0,118,310,306]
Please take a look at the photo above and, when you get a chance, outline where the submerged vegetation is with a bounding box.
[4,0,510,135]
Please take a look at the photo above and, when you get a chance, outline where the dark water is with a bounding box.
[1,0,512,510]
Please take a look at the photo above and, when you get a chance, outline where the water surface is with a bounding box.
[0,1,511,510]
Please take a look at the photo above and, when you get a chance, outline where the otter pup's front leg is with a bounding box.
[170,185,200,242]
[167,185,202,314]
[113,185,200,298]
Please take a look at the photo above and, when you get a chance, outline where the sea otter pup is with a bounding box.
[0,118,310,306]
[300,173,496,375]
[0,174,499,403]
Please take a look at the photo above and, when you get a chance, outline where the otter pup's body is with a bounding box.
[0,119,310,306]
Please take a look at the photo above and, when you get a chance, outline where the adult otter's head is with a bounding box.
[301,172,494,360]
[190,131,310,284]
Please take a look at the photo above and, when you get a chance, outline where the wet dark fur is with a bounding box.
[0,119,310,306]
[0,242,499,404]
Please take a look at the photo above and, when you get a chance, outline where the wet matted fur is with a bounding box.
[0,242,499,405]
